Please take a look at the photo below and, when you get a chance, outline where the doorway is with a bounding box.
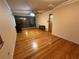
[48,14,53,33]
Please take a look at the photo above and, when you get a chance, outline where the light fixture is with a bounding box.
[19,17,26,20]
[30,13,35,17]
[23,18,26,20]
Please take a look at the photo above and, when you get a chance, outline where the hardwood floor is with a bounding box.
[14,28,79,59]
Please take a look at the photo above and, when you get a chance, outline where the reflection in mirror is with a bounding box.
[0,35,3,49]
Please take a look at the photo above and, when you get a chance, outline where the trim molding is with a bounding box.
[53,0,79,11]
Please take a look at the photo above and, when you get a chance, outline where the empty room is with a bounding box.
[0,0,79,59]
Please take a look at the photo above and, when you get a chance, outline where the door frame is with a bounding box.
[48,14,53,33]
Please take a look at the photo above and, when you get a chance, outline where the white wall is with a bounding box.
[36,10,52,31]
[53,2,79,44]
[0,0,16,59]
[36,1,79,44]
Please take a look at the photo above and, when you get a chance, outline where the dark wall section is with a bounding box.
[14,16,36,28]
[14,16,36,32]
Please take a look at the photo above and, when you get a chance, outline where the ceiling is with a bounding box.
[7,0,67,15]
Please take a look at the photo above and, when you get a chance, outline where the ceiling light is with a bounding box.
[19,18,26,20]
[30,13,35,17]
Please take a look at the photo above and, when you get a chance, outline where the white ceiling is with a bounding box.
[7,0,67,15]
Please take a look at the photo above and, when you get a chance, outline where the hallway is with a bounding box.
[14,28,79,59]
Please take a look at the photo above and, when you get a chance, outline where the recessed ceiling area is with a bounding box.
[7,0,67,15]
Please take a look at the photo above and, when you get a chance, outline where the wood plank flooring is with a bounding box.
[14,28,79,59]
